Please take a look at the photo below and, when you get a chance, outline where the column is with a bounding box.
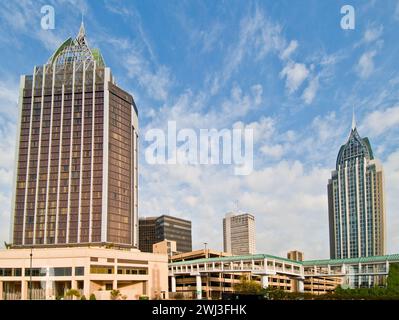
[113,279,117,290]
[45,280,52,300]
[261,275,269,289]
[196,275,202,300]
[297,279,304,293]
[171,276,176,293]
[83,278,90,298]
[0,281,3,300]
[21,280,27,300]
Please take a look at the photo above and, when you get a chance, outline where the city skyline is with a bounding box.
[1,1,399,259]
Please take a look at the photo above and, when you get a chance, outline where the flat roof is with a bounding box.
[170,253,301,266]
[170,253,399,267]
[303,253,399,266]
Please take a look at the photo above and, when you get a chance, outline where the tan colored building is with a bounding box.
[0,247,168,300]
[287,250,304,262]
[153,240,177,257]
[304,276,342,295]
[223,212,256,255]
[169,250,301,299]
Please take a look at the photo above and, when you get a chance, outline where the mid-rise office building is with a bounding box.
[328,115,386,259]
[139,215,192,253]
[138,217,157,253]
[10,23,139,248]
[287,250,304,262]
[223,212,255,255]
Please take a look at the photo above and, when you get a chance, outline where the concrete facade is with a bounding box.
[0,247,168,300]
[223,212,256,255]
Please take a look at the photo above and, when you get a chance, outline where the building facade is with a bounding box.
[0,247,168,300]
[139,215,192,253]
[10,24,139,248]
[223,212,256,255]
[138,217,157,253]
[287,250,304,262]
[153,240,177,258]
[328,117,386,259]
[169,251,304,299]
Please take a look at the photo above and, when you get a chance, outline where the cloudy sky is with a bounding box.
[0,0,399,259]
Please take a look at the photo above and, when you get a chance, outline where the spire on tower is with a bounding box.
[77,20,85,40]
[352,107,357,131]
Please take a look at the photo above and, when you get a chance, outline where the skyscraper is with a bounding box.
[223,212,256,255]
[328,114,386,259]
[139,215,192,253]
[10,24,139,248]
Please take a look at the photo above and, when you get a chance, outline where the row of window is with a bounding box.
[0,267,84,277]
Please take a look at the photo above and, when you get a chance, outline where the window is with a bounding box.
[105,283,113,290]
[0,268,21,277]
[117,267,148,275]
[90,265,114,274]
[25,268,47,277]
[75,266,84,276]
[50,267,72,276]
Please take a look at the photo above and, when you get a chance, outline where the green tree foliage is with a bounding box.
[387,263,399,293]
[233,276,264,295]
[65,289,81,299]
[110,289,122,300]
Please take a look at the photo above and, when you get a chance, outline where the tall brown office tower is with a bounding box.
[10,24,139,248]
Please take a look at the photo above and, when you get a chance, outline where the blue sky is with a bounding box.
[1,0,399,259]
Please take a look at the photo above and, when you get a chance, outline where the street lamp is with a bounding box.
[203,242,208,258]
[29,247,33,300]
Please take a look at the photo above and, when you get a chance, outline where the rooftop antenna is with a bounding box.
[234,199,239,213]
[351,106,357,131]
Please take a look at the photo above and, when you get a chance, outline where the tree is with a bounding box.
[233,276,263,295]
[89,293,96,300]
[387,263,399,293]
[110,289,122,300]
[65,289,81,300]
[264,287,288,300]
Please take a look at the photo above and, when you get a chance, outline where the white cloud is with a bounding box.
[356,50,377,79]
[363,25,383,43]
[0,75,18,248]
[125,52,172,101]
[260,144,284,159]
[280,61,309,93]
[362,106,399,136]
[236,117,275,144]
[209,7,284,94]
[280,40,298,60]
[383,150,399,253]
[302,76,319,104]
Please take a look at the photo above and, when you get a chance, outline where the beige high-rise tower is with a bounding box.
[10,23,139,248]
[223,212,256,255]
[328,114,386,259]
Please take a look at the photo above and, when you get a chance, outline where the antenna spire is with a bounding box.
[351,107,357,130]
[77,12,86,42]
